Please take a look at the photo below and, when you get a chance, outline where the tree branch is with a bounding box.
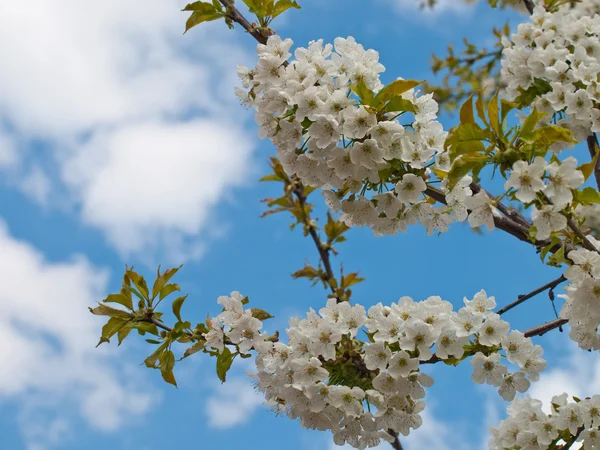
[217,0,268,44]
[387,430,404,450]
[567,217,600,254]
[497,275,567,315]
[522,0,535,14]
[523,318,568,338]
[291,178,337,297]
[425,186,533,244]
[586,134,600,191]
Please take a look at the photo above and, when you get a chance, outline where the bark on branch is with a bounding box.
[497,275,567,315]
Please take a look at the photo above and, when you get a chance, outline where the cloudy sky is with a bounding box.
[0,1,596,449]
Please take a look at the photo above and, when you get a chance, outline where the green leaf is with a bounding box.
[350,79,375,106]
[530,125,576,148]
[183,341,205,359]
[172,295,188,323]
[519,108,548,142]
[487,91,500,133]
[383,96,415,114]
[146,339,162,344]
[144,342,169,368]
[459,94,475,124]
[579,150,599,182]
[475,91,488,126]
[578,186,600,204]
[341,273,365,289]
[134,321,160,336]
[103,293,133,311]
[250,308,274,321]
[259,173,283,182]
[216,347,236,382]
[183,2,223,33]
[160,350,177,387]
[447,153,488,190]
[159,283,180,301]
[373,79,422,106]
[446,123,488,161]
[152,265,182,299]
[514,78,553,107]
[126,269,149,300]
[117,324,132,345]
[547,244,566,268]
[500,99,517,124]
[292,265,321,280]
[97,317,129,347]
[89,303,132,320]
[271,0,300,19]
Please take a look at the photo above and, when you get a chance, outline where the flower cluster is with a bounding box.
[500,4,600,143]
[559,235,600,351]
[204,290,545,449]
[236,35,486,237]
[489,394,600,449]
[502,155,584,239]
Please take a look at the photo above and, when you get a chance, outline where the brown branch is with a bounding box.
[523,318,568,338]
[522,0,535,14]
[586,134,600,191]
[567,217,600,254]
[217,0,268,44]
[291,179,337,297]
[497,275,567,315]
[425,186,533,244]
[387,430,404,450]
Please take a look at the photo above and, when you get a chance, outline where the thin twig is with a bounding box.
[523,318,568,338]
[292,179,337,296]
[567,217,600,254]
[497,275,567,315]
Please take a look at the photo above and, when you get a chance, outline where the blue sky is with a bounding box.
[1,1,599,449]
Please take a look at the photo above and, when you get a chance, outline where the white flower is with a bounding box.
[479,314,510,346]
[204,319,225,353]
[363,341,392,371]
[498,372,530,401]
[505,157,547,203]
[452,308,484,337]
[565,249,600,283]
[465,191,499,231]
[532,205,567,240]
[394,173,426,204]
[290,357,329,386]
[544,157,584,207]
[342,105,377,139]
[434,329,468,359]
[471,352,508,387]
[400,320,436,359]
[387,351,419,379]
[328,386,365,417]
[349,138,386,170]
[464,289,496,313]
[226,314,263,353]
[307,114,340,148]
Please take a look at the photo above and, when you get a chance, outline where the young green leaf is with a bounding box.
[172,295,188,323]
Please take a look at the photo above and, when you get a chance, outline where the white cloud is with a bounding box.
[384,0,475,15]
[529,342,600,411]
[60,119,256,262]
[205,376,263,429]
[0,218,155,449]
[19,165,52,206]
[0,0,258,262]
